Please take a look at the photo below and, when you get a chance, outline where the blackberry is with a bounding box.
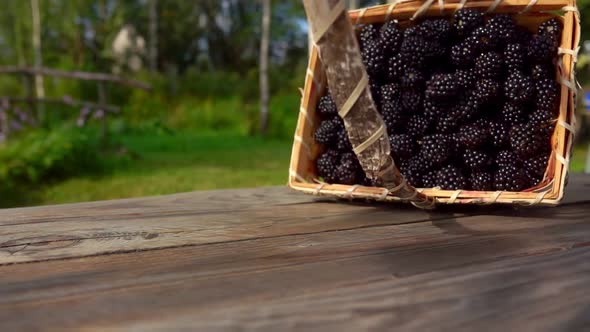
[512,27,533,45]
[370,80,382,109]
[400,160,423,188]
[496,150,518,168]
[381,83,401,105]
[387,54,406,81]
[535,78,559,112]
[436,165,467,190]
[401,67,425,89]
[420,134,453,166]
[474,79,500,104]
[532,63,554,81]
[490,121,509,148]
[527,34,557,63]
[401,35,430,69]
[487,15,516,47]
[436,113,460,134]
[455,69,475,89]
[424,97,451,124]
[389,134,417,160]
[422,170,438,188]
[538,18,562,42]
[450,36,480,67]
[316,150,339,183]
[314,119,338,146]
[359,24,379,46]
[455,92,482,122]
[380,21,403,54]
[337,152,362,185]
[336,127,353,151]
[361,39,386,78]
[382,103,408,134]
[504,43,526,72]
[501,102,527,124]
[317,94,338,118]
[407,114,430,137]
[523,154,549,179]
[473,26,499,52]
[453,9,484,38]
[509,123,549,159]
[494,164,528,191]
[457,124,489,149]
[425,73,458,101]
[475,52,503,79]
[504,72,534,104]
[470,172,493,191]
[401,90,423,113]
[463,149,492,171]
[418,19,452,42]
[529,108,555,127]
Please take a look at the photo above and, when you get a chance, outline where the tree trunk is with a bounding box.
[30,0,44,121]
[259,0,271,135]
[149,0,158,73]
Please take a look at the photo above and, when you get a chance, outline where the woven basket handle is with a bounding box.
[302,0,435,209]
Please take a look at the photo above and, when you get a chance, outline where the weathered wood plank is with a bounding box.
[1,174,589,265]
[0,203,589,331]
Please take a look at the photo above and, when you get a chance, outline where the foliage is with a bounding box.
[0,126,102,187]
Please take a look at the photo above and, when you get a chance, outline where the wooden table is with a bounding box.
[1,175,590,331]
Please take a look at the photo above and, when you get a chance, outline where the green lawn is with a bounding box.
[7,132,292,207]
[5,132,590,208]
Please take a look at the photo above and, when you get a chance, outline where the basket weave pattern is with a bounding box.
[290,0,580,206]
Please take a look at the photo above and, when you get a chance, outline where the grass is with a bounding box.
[7,131,292,207]
[5,131,590,208]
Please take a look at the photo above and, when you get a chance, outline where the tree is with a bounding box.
[259,0,271,135]
[148,0,158,72]
[30,0,44,101]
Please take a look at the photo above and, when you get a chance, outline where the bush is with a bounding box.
[0,126,102,187]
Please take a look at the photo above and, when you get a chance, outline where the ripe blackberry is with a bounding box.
[473,26,499,52]
[490,121,509,148]
[504,43,526,72]
[535,78,559,112]
[399,159,424,188]
[529,108,555,127]
[382,103,408,134]
[424,97,451,123]
[425,73,458,101]
[455,92,482,122]
[527,34,557,63]
[455,69,475,89]
[474,79,500,104]
[314,119,338,146]
[420,134,453,166]
[359,24,379,46]
[361,39,386,78]
[453,9,484,38]
[532,63,554,81]
[407,114,430,138]
[496,150,518,168]
[463,149,492,171]
[450,36,480,67]
[401,90,423,113]
[510,123,549,159]
[370,80,382,109]
[380,21,403,54]
[316,149,339,183]
[336,127,353,151]
[317,94,337,118]
[504,72,534,104]
[470,172,493,191]
[337,152,362,185]
[390,134,417,160]
[475,52,503,79]
[487,15,516,47]
[538,18,562,42]
[418,19,452,42]
[436,113,460,134]
[387,54,406,81]
[457,124,489,149]
[401,67,425,89]
[512,27,533,45]
[523,154,549,179]
[436,165,467,190]
[500,102,526,124]
[494,164,528,191]
[380,83,401,105]
[401,35,430,69]
[422,170,438,188]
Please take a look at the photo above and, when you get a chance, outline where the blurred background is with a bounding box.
[0,0,588,208]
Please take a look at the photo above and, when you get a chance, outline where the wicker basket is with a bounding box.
[289,0,581,206]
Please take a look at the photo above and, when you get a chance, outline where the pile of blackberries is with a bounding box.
[314,9,561,191]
